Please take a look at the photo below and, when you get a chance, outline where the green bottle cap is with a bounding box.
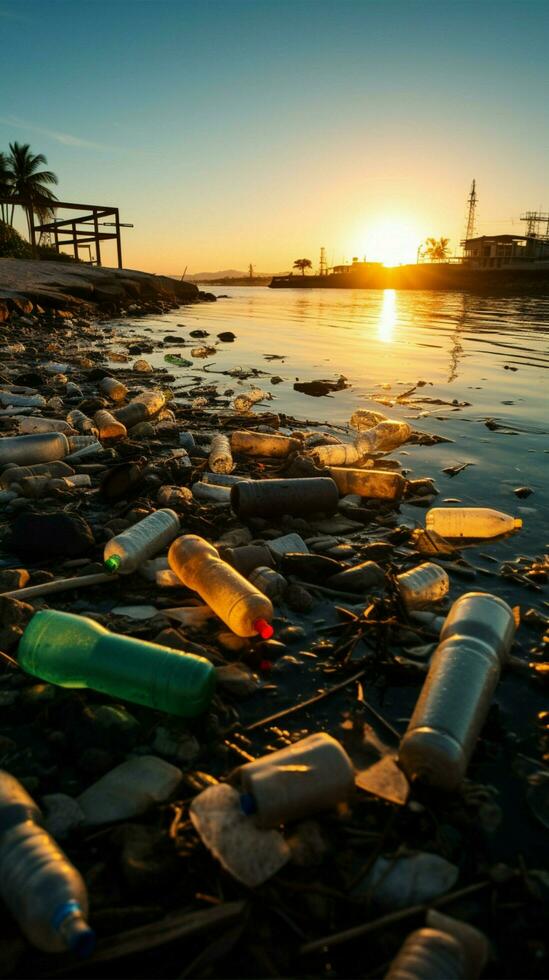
[104,554,122,573]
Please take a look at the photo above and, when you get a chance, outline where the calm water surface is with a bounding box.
[120,286,549,570]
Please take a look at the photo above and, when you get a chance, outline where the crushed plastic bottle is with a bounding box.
[397,562,450,609]
[93,409,127,442]
[248,566,288,601]
[219,543,276,576]
[233,388,269,413]
[231,477,339,518]
[98,376,129,403]
[425,507,522,539]
[18,417,75,435]
[398,592,516,789]
[66,409,98,437]
[0,770,95,954]
[230,430,300,458]
[329,467,406,500]
[104,508,180,574]
[309,443,362,467]
[208,433,234,474]
[113,389,166,427]
[18,609,216,716]
[0,461,75,488]
[355,419,412,453]
[235,733,355,828]
[349,409,388,431]
[157,485,193,508]
[168,534,274,638]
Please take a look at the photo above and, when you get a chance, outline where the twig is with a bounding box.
[244,668,367,732]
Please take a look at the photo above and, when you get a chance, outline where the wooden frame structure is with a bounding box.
[32,201,124,267]
[0,198,127,268]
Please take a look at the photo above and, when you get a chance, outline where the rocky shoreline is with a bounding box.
[0,270,546,979]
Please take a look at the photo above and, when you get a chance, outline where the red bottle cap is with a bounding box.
[253,618,274,640]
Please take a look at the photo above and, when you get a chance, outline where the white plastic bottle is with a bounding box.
[208,433,234,474]
[113,390,166,427]
[98,376,129,403]
[0,433,72,467]
[104,508,181,574]
[309,444,361,466]
[425,507,522,539]
[0,771,94,955]
[168,534,274,638]
[329,467,405,499]
[398,592,516,789]
[233,388,269,413]
[230,430,300,458]
[397,563,450,609]
[18,417,76,435]
[355,420,412,453]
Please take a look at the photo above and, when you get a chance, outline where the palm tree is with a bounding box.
[6,142,58,243]
[293,258,312,276]
[423,237,450,263]
[0,152,12,225]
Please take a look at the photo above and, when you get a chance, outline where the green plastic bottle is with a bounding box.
[18,610,216,717]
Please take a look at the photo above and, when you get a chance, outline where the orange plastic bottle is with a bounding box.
[168,534,274,638]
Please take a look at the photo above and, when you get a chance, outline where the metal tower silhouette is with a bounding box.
[319,246,328,276]
[464,179,477,243]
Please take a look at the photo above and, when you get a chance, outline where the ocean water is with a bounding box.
[119,285,549,571]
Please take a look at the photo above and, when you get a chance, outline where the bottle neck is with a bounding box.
[53,901,96,957]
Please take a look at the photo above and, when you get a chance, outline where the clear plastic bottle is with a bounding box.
[0,433,72,467]
[397,562,450,609]
[208,434,234,474]
[0,461,75,488]
[18,417,75,435]
[355,420,412,453]
[230,430,300,458]
[192,482,232,504]
[98,376,129,403]
[168,534,274,638]
[113,390,166,427]
[0,770,94,955]
[233,388,269,413]
[398,592,516,789]
[93,410,127,442]
[18,609,216,717]
[349,409,387,431]
[104,508,180,574]
[0,391,46,408]
[425,507,522,539]
[235,733,355,828]
[66,409,98,437]
[309,444,361,467]
[329,467,405,500]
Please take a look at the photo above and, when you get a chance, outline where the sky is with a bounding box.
[1,0,549,274]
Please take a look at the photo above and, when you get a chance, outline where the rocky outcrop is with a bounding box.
[0,258,199,314]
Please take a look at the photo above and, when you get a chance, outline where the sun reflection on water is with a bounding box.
[378,288,397,343]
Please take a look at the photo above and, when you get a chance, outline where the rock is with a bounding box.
[327,561,386,593]
[217,331,236,342]
[358,852,459,908]
[132,359,153,372]
[116,823,177,891]
[81,704,141,751]
[216,663,259,697]
[9,512,94,560]
[280,553,342,583]
[293,377,348,397]
[278,624,307,643]
[77,756,182,825]
[0,596,35,652]
[152,725,201,763]
[42,793,85,839]
[514,486,533,498]
[190,329,209,338]
[0,568,30,591]
[285,584,316,613]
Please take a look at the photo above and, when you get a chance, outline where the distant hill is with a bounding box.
[186,269,247,281]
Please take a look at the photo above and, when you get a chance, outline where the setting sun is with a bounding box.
[363,217,422,267]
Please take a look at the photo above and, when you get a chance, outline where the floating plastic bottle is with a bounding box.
[398,592,516,790]
[94,409,127,442]
[355,419,412,453]
[309,443,362,467]
[98,376,129,403]
[18,417,76,435]
[168,534,274,638]
[231,477,339,518]
[66,409,98,437]
[248,566,288,601]
[208,433,234,474]
[113,390,166,427]
[397,562,450,609]
[230,430,300,458]
[18,609,215,717]
[349,409,388,431]
[0,460,75,488]
[233,388,268,413]
[329,467,405,500]
[0,433,75,467]
[104,508,180,574]
[425,507,522,539]
[235,733,355,828]
[0,770,94,954]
